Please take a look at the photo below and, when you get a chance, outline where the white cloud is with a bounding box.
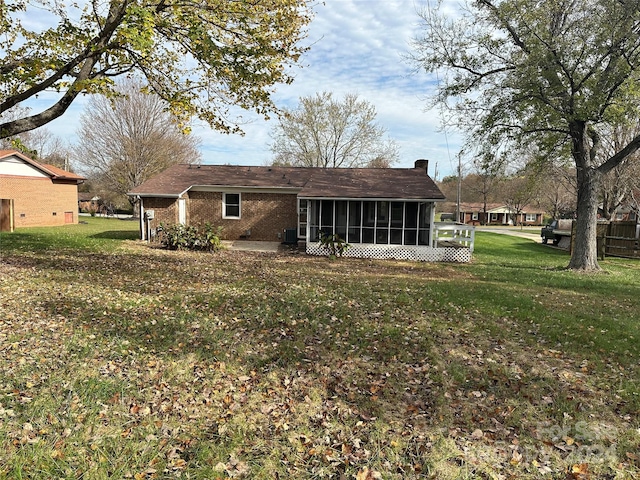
[196,0,463,177]
[21,0,463,178]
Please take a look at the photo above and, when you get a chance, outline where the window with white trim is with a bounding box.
[525,213,536,222]
[223,193,241,219]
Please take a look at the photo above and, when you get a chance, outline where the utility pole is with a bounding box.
[455,155,462,223]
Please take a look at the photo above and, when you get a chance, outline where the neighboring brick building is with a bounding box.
[0,150,85,231]
[458,203,545,226]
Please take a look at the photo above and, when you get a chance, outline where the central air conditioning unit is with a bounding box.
[283,228,298,244]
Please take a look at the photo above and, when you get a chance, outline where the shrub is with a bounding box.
[319,231,350,258]
[159,223,223,252]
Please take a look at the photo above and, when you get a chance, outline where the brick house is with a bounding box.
[458,203,544,226]
[0,150,85,231]
[128,160,478,262]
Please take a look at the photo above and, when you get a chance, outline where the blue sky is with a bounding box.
[25,0,463,179]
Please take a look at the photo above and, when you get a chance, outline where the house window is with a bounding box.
[491,213,498,222]
[223,193,240,219]
[525,213,536,222]
[472,212,478,221]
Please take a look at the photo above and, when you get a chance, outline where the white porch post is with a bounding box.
[178,198,186,225]
[138,197,146,241]
[429,202,436,247]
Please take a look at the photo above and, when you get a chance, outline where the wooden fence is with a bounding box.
[597,221,639,259]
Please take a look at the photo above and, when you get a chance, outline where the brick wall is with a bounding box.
[0,176,79,228]
[143,192,299,242]
[188,191,298,241]
[142,197,178,236]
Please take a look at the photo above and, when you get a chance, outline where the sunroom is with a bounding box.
[295,161,474,262]
[301,198,473,262]
[302,199,434,246]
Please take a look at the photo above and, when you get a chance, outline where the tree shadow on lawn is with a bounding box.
[90,230,140,240]
[0,231,59,253]
[476,236,568,260]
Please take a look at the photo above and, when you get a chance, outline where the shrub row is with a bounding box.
[159,223,223,252]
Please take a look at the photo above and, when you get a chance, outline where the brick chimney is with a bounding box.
[414,159,429,174]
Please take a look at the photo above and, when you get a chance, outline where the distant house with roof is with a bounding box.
[458,203,544,226]
[0,150,85,231]
[128,160,475,262]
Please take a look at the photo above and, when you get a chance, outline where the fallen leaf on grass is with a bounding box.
[356,467,382,479]
[566,463,590,480]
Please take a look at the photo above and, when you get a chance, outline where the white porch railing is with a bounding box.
[433,222,476,253]
[305,223,476,263]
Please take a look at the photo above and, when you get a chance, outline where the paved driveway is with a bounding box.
[475,227,542,242]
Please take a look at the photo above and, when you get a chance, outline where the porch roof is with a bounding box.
[128,164,446,201]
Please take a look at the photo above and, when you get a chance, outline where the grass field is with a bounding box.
[0,218,638,479]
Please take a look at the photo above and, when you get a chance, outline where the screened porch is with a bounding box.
[300,199,435,246]
[300,198,474,263]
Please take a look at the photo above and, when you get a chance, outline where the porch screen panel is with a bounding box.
[404,202,418,245]
[390,202,404,245]
[418,202,431,245]
[309,200,320,241]
[298,199,308,237]
[308,199,433,247]
[335,201,347,239]
[320,200,334,236]
[362,201,375,243]
[348,201,361,243]
[376,201,389,244]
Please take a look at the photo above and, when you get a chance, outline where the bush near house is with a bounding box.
[159,222,223,251]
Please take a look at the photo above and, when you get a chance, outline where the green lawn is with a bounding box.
[0,219,638,479]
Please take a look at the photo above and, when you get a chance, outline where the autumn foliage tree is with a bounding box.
[0,0,311,138]
[0,107,70,166]
[413,0,640,271]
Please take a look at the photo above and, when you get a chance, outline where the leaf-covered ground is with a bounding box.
[0,233,639,479]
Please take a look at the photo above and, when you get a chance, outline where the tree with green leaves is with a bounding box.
[270,92,399,168]
[0,0,311,138]
[413,0,640,271]
[1,106,72,167]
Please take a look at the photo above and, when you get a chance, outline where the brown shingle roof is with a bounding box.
[128,164,445,200]
[299,167,444,199]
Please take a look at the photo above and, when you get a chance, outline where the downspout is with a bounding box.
[137,196,145,241]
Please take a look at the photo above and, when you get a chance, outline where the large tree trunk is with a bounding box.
[568,168,601,270]
[568,121,602,271]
